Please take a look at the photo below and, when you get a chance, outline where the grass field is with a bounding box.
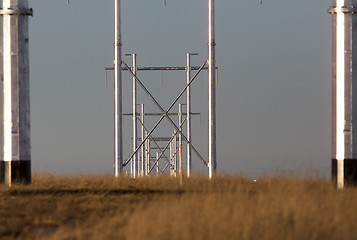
[0,174,356,240]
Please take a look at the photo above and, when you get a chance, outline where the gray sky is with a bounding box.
[29,0,331,177]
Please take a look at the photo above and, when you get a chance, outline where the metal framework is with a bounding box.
[123,105,200,177]
[111,0,216,178]
[123,109,200,176]
[106,54,214,178]
[122,59,208,174]
[119,53,205,177]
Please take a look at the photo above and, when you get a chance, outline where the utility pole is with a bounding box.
[0,0,32,185]
[114,0,123,176]
[208,0,216,178]
[329,0,357,188]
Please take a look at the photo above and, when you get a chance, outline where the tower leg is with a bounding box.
[0,161,31,185]
[332,159,357,187]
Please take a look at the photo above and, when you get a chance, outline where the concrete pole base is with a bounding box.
[0,161,31,185]
[332,159,357,187]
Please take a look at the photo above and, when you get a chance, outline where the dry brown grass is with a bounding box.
[0,174,356,240]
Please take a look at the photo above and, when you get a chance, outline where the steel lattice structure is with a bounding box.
[112,0,217,178]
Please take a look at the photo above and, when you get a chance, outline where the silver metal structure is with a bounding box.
[123,112,200,117]
[108,58,211,177]
[108,0,217,178]
[147,119,187,175]
[156,152,159,176]
[120,55,204,177]
[170,133,173,175]
[141,103,145,176]
[178,103,183,176]
[136,117,172,170]
[122,61,208,167]
[106,66,209,72]
[130,54,137,178]
[329,0,357,188]
[114,0,123,177]
[147,137,150,175]
[208,0,217,179]
[186,53,198,177]
[126,108,191,177]
[173,131,177,176]
[0,0,32,185]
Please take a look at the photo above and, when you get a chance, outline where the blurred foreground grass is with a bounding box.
[0,174,356,240]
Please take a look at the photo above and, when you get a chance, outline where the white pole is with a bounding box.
[132,54,137,178]
[336,0,345,189]
[114,0,123,177]
[208,0,216,178]
[156,152,159,176]
[329,0,357,187]
[186,54,191,178]
[1,0,32,185]
[170,134,173,176]
[186,53,197,178]
[174,131,177,177]
[178,104,182,176]
[141,104,145,176]
[145,138,151,174]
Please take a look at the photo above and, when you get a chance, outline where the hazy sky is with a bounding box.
[29,0,331,177]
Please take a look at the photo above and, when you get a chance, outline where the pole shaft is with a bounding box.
[178,104,182,176]
[145,138,151,174]
[1,0,31,185]
[132,54,137,178]
[141,104,145,176]
[208,0,216,178]
[330,0,357,187]
[180,145,183,186]
[114,0,123,177]
[156,152,159,176]
[186,54,192,177]
[170,134,174,176]
[335,0,345,189]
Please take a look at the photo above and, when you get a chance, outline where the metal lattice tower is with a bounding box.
[111,0,217,178]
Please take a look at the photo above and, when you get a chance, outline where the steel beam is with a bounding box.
[105,66,209,71]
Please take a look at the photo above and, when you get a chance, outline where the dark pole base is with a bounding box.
[0,161,31,185]
[332,159,357,187]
